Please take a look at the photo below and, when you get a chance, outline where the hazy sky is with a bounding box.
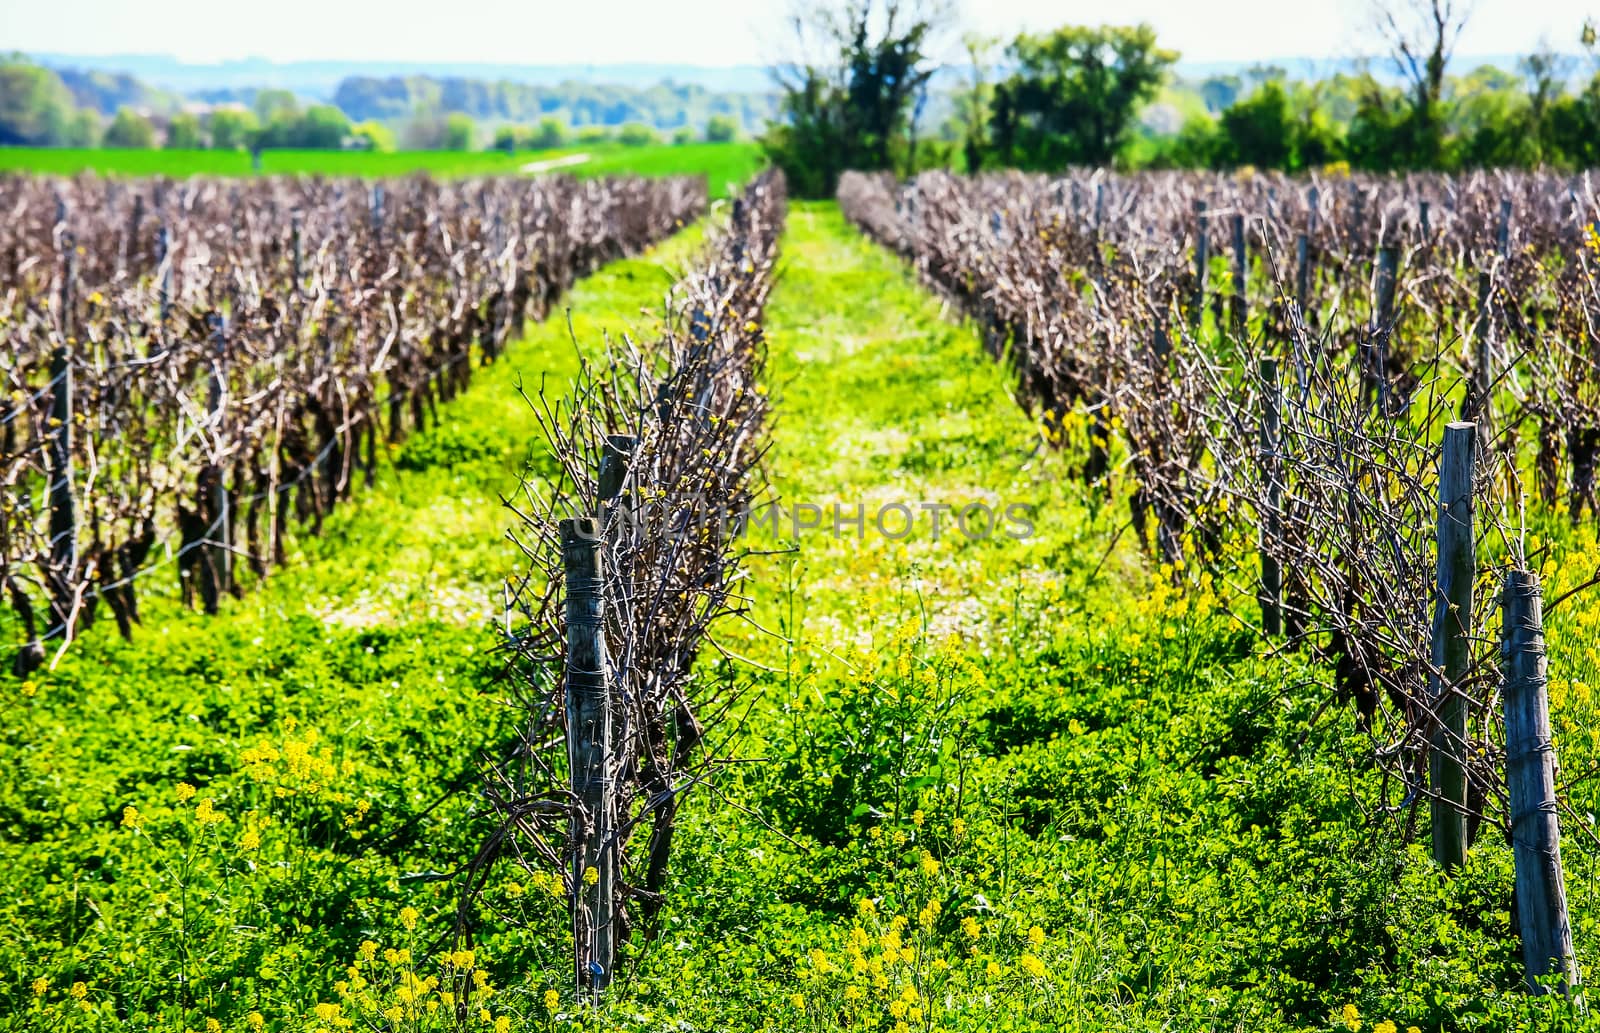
[6,0,1596,66]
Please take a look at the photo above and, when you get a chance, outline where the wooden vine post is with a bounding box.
[46,345,75,639]
[1258,357,1282,636]
[1190,200,1208,336]
[561,515,615,995]
[206,313,232,597]
[1294,233,1310,317]
[1470,270,1493,429]
[1502,569,1580,998]
[1230,213,1247,337]
[1372,244,1399,416]
[47,237,78,638]
[1430,422,1476,871]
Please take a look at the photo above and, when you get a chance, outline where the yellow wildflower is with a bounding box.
[1028,925,1046,948]
[400,906,419,931]
[790,993,806,1010]
[175,783,196,803]
[1373,1022,1397,1033]
[919,850,939,877]
[583,866,599,886]
[1019,953,1047,979]
[544,989,560,1011]
[961,916,981,939]
[1341,1003,1361,1031]
[912,810,925,827]
[247,1014,265,1030]
[207,1020,222,1032]
[69,982,87,1000]
[121,806,143,830]
[31,977,48,996]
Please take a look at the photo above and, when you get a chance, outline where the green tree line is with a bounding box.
[762,1,1600,197]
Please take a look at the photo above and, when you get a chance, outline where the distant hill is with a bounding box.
[331,75,779,131]
[52,67,185,116]
[26,53,773,100]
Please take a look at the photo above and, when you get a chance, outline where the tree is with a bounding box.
[1547,72,1600,168]
[991,24,1178,169]
[674,126,696,145]
[444,112,475,150]
[1368,0,1471,166]
[102,107,155,148]
[1449,65,1534,168]
[166,112,203,149]
[1218,80,1293,168]
[252,89,299,126]
[763,0,950,198]
[704,114,739,142]
[63,109,99,147]
[0,58,75,145]
[617,122,658,147]
[351,120,395,152]
[1519,38,1571,164]
[1198,74,1242,114]
[208,108,258,150]
[954,32,998,173]
[530,117,568,150]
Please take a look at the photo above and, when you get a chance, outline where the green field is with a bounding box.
[5,202,1599,1032]
[0,141,765,195]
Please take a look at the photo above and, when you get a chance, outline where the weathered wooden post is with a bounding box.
[1497,197,1513,258]
[1231,213,1247,337]
[1419,200,1431,242]
[1470,270,1493,427]
[1368,244,1400,415]
[125,193,144,273]
[562,516,615,994]
[206,312,232,597]
[370,184,385,244]
[46,345,75,639]
[1191,200,1208,336]
[1258,357,1282,636]
[1374,245,1399,329]
[291,213,303,293]
[1430,422,1476,871]
[157,224,172,331]
[1502,568,1581,998]
[1349,182,1365,247]
[1295,232,1311,319]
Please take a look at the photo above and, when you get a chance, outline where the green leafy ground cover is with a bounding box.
[5,202,1600,1032]
[0,142,765,196]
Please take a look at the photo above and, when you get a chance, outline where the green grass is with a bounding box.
[4,202,1597,1033]
[0,141,765,195]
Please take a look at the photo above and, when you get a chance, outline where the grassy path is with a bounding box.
[738,201,1135,660]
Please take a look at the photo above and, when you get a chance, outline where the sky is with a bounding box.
[4,0,1596,67]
